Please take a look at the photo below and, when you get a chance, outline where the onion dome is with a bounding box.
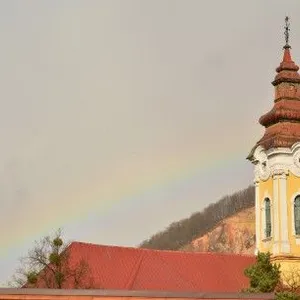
[248,17,300,159]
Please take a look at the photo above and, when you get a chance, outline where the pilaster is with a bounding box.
[278,171,290,253]
[272,173,280,254]
[254,180,260,254]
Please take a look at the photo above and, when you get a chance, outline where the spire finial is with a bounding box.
[284,16,291,49]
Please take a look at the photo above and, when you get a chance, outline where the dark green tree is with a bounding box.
[244,251,281,293]
[243,251,300,300]
[276,292,300,300]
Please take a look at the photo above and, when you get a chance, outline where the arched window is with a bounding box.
[294,196,300,235]
[265,198,271,238]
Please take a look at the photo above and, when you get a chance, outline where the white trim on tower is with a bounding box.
[272,177,280,255]
[278,172,290,253]
[255,181,260,255]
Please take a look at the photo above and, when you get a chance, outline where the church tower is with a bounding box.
[247,17,300,274]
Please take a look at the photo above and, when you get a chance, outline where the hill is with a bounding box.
[180,207,255,254]
[139,185,255,254]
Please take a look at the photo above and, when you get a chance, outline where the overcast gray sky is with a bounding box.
[1,0,300,286]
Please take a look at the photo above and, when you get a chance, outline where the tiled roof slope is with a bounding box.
[63,242,255,292]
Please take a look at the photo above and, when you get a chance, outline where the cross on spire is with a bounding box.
[284,16,291,49]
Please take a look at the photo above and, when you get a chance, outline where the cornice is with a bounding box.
[252,142,300,181]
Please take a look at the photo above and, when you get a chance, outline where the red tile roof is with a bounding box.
[57,242,255,292]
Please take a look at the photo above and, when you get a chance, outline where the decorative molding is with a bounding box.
[253,146,271,181]
[271,168,288,177]
[252,142,300,181]
[271,255,300,262]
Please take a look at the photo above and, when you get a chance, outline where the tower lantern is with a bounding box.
[248,17,300,274]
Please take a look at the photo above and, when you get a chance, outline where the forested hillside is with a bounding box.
[139,185,255,250]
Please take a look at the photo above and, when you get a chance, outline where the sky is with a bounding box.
[1,0,300,287]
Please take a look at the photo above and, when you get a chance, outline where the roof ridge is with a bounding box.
[70,241,255,258]
[124,250,145,289]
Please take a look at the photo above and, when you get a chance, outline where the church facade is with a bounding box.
[248,18,300,275]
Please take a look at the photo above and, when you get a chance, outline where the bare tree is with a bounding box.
[280,267,300,293]
[10,229,93,289]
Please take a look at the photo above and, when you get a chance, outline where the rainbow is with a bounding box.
[1,144,251,261]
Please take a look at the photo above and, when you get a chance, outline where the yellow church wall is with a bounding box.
[258,172,300,282]
[258,177,274,253]
[286,172,300,255]
[271,256,300,284]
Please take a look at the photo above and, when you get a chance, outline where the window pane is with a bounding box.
[265,198,271,238]
[295,196,300,235]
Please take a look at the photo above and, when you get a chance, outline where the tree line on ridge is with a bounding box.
[139,185,255,250]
